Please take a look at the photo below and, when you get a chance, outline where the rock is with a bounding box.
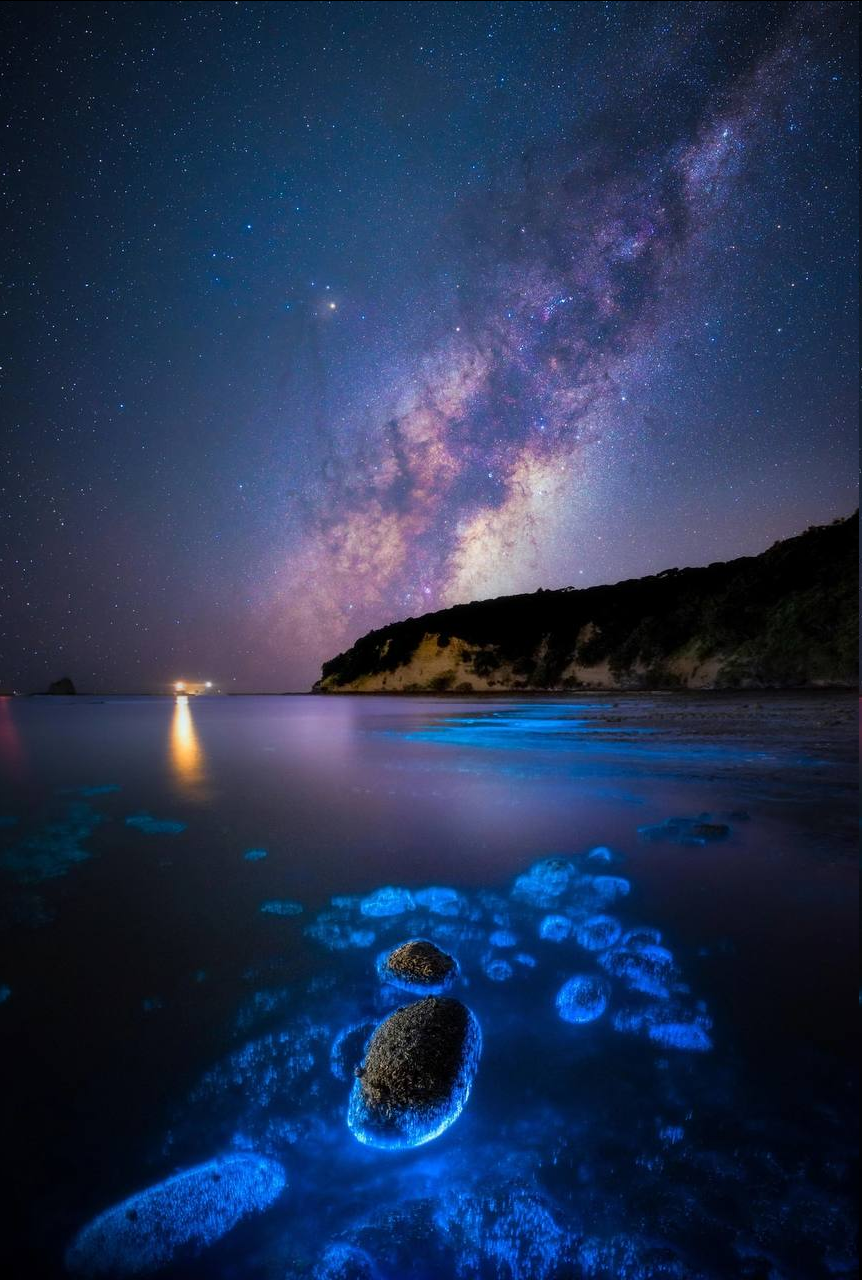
[348,996,481,1149]
[47,676,76,695]
[359,886,416,918]
[555,975,610,1024]
[512,857,574,905]
[379,939,458,994]
[574,914,622,952]
[538,914,572,942]
[64,1154,286,1276]
[482,956,514,982]
[314,1242,379,1279]
[414,886,465,917]
[599,943,676,998]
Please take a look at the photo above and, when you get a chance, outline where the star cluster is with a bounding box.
[1,2,857,691]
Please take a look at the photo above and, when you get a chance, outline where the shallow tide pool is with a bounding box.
[0,693,857,1278]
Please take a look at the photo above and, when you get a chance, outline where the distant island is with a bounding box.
[315,514,858,693]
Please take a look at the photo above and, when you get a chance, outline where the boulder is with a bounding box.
[65,1154,285,1276]
[348,996,481,1149]
[379,939,458,994]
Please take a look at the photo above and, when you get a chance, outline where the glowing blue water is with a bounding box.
[0,693,855,1277]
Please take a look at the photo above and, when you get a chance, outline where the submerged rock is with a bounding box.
[414,886,465,917]
[482,956,514,982]
[348,996,481,1149]
[488,928,518,948]
[65,1153,286,1276]
[512,857,574,905]
[556,975,610,1024]
[314,1241,379,1279]
[359,886,416,918]
[538,913,572,942]
[379,939,458,994]
[574,914,622,952]
[599,943,676,998]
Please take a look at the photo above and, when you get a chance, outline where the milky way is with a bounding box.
[2,2,857,690]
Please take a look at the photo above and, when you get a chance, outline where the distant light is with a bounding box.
[205,681,213,689]
[175,682,185,692]
[328,302,337,310]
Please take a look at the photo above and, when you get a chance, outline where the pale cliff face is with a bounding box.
[317,629,734,693]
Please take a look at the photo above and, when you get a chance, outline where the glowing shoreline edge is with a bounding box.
[64,1154,286,1277]
[347,1006,482,1150]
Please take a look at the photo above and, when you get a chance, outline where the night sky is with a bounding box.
[2,2,857,693]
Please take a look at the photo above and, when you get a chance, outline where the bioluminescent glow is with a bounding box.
[413,886,465,918]
[243,848,268,862]
[488,928,519,949]
[555,975,610,1025]
[538,914,572,942]
[482,956,515,983]
[1,800,103,883]
[574,915,623,952]
[64,1154,286,1276]
[124,812,187,836]
[590,875,631,903]
[511,857,575,905]
[259,899,303,917]
[647,1021,713,1053]
[359,886,416,918]
[599,943,677,999]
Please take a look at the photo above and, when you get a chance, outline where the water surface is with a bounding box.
[0,694,857,1278]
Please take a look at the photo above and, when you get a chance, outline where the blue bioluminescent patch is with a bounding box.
[125,812,187,836]
[488,928,518,948]
[305,920,377,950]
[599,943,676,998]
[511,857,575,905]
[590,874,630,902]
[1,802,104,882]
[482,956,514,982]
[359,886,416,918]
[64,1153,286,1276]
[538,913,572,942]
[414,886,465,917]
[556,974,610,1024]
[243,848,268,861]
[574,914,622,952]
[647,1021,713,1052]
[260,899,303,917]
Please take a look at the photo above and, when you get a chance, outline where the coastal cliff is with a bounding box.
[314,514,858,693]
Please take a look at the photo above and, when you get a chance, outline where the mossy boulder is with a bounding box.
[380,939,458,994]
[348,996,481,1149]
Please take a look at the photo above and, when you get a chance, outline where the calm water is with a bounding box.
[0,693,857,1279]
